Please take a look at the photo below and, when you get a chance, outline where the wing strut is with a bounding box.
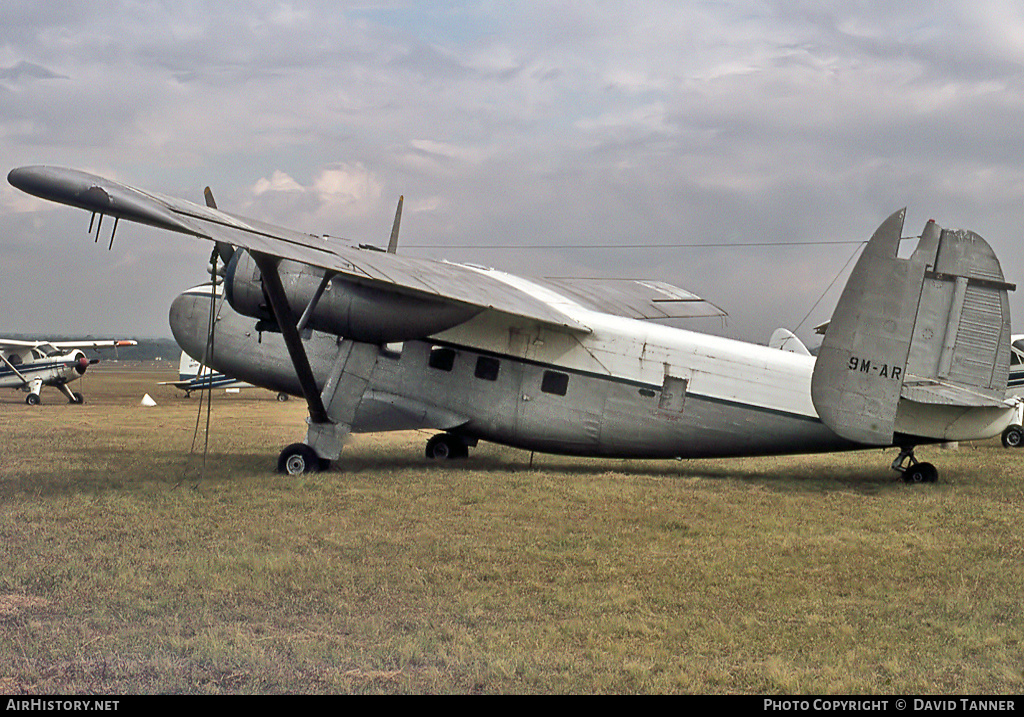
[250,251,329,425]
[0,353,29,385]
[296,272,334,333]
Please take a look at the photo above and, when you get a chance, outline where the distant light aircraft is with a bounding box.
[8,165,1022,482]
[0,338,137,404]
[160,341,289,402]
[1003,336,1024,448]
[159,346,255,397]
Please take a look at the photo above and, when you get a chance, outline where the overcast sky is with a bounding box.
[2,1,1023,346]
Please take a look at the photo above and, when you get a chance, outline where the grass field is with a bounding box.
[1,365,1022,694]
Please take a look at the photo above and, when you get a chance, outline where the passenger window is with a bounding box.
[428,347,455,371]
[475,356,500,381]
[541,370,569,396]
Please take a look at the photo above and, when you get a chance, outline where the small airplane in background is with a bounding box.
[0,338,137,405]
[1003,336,1024,447]
[8,165,1022,482]
[159,346,289,402]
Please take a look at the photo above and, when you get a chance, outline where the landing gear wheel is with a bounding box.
[1001,425,1023,448]
[70,392,84,405]
[425,434,469,460]
[25,394,40,406]
[903,461,938,484]
[276,392,289,402]
[277,443,326,475]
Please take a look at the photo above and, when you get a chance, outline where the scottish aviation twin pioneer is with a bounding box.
[8,166,1022,479]
[1,337,136,405]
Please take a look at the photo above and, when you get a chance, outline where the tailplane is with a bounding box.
[811,210,1016,445]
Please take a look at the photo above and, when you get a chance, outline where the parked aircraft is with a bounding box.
[0,338,137,404]
[1003,336,1024,448]
[8,165,1022,481]
[160,343,289,402]
[160,346,255,397]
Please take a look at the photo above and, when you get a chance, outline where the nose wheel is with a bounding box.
[891,446,938,484]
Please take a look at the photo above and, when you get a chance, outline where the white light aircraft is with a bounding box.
[8,165,1022,481]
[159,343,289,402]
[1003,336,1024,447]
[1,338,137,404]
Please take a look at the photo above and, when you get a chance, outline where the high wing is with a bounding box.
[7,166,724,331]
[0,338,136,353]
[10,167,597,331]
[47,340,137,350]
[535,277,725,320]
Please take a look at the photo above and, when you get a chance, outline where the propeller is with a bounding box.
[69,355,98,375]
[204,186,236,273]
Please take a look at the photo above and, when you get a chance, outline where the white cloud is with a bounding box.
[253,170,304,195]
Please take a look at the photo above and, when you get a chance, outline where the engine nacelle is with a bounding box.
[224,249,481,344]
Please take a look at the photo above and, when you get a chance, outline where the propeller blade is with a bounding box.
[203,186,236,266]
[387,195,403,254]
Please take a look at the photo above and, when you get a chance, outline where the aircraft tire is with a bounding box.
[425,434,469,460]
[71,392,85,405]
[903,462,938,484]
[1001,425,1023,449]
[277,443,322,475]
[25,394,40,406]
[277,392,289,402]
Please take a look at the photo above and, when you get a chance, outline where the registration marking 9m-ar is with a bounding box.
[848,356,903,381]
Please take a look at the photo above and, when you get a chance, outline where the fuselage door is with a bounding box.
[659,373,689,414]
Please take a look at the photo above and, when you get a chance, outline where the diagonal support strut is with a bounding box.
[250,251,330,425]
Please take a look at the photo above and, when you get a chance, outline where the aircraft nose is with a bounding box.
[169,290,215,362]
[73,356,92,375]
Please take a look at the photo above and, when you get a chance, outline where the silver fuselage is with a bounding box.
[170,282,860,459]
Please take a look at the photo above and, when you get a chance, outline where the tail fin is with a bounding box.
[811,210,1015,445]
[769,328,811,355]
[178,351,202,381]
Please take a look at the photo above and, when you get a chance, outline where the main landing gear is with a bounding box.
[277,443,331,476]
[23,391,82,405]
[425,433,472,460]
[1002,425,1023,449]
[891,446,938,484]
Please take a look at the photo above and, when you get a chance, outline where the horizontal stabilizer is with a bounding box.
[811,210,1015,445]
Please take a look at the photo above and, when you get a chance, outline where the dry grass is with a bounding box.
[1,365,1022,694]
